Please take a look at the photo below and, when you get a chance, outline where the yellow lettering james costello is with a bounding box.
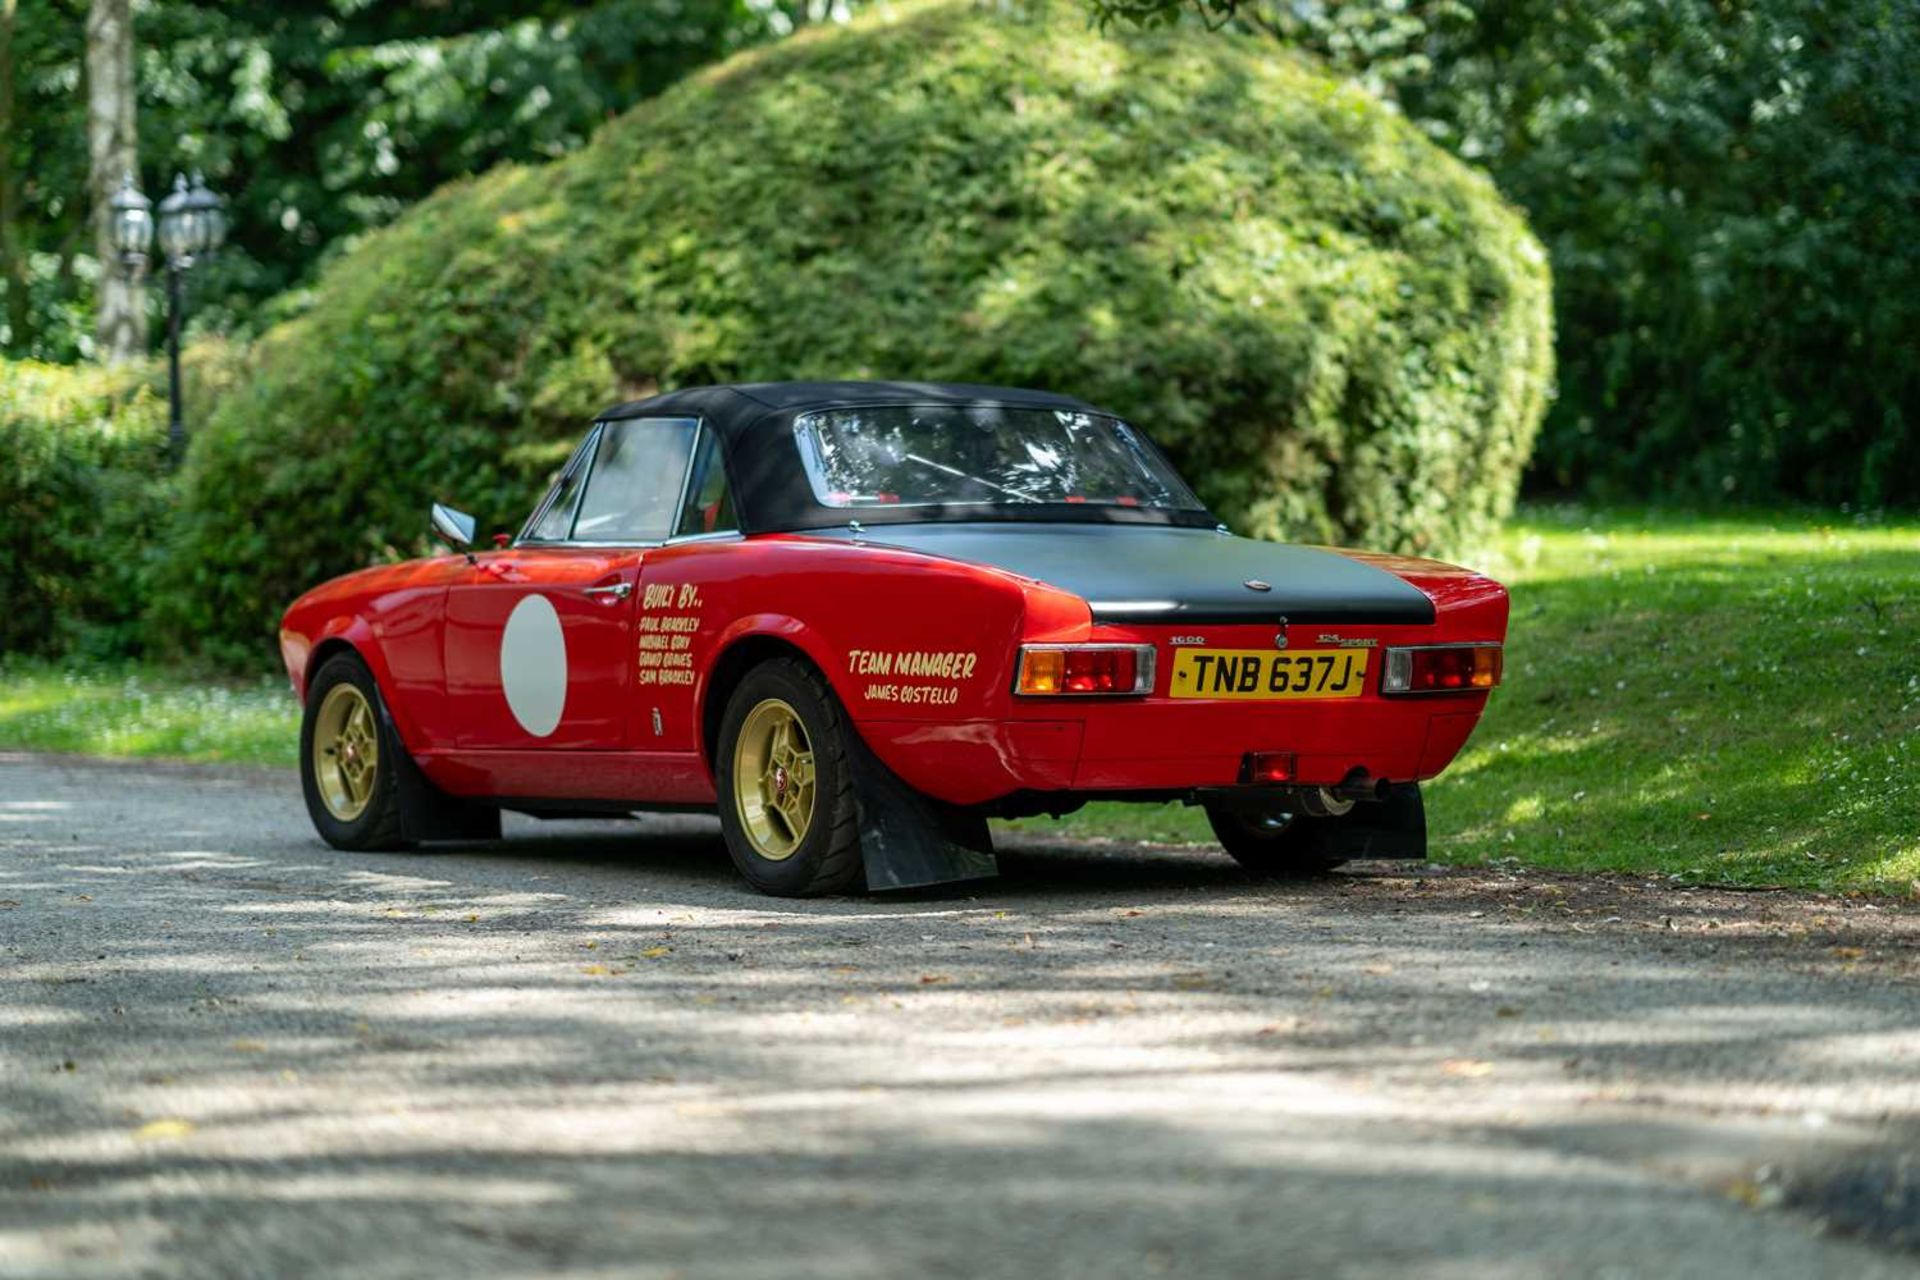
[846,649,979,681]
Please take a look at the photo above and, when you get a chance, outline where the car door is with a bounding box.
[444,417,700,750]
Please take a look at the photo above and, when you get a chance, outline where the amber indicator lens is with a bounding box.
[1015,645,1152,696]
[1382,645,1502,694]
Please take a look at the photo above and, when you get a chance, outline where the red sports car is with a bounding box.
[280,381,1506,896]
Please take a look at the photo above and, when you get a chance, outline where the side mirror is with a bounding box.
[430,503,477,552]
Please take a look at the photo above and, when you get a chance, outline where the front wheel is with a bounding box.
[715,657,864,897]
[1205,803,1346,879]
[300,653,409,851]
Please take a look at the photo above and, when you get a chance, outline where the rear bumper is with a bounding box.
[860,696,1490,807]
[1078,701,1489,790]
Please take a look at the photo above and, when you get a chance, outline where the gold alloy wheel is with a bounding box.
[732,697,816,861]
[313,683,380,822]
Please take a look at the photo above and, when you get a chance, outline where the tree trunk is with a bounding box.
[86,0,143,362]
[0,0,30,352]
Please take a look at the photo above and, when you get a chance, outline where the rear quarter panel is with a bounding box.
[638,535,1089,802]
[646,536,1509,806]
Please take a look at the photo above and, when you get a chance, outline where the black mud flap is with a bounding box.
[377,696,502,845]
[844,734,998,892]
[1312,782,1426,860]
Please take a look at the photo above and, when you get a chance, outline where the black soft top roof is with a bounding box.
[596,379,1098,422]
[589,380,1214,536]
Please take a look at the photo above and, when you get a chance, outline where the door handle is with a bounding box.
[583,582,633,601]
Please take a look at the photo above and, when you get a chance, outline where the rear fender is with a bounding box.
[708,613,841,682]
[700,613,845,767]
[699,613,1003,891]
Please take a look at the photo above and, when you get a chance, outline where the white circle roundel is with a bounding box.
[500,593,567,737]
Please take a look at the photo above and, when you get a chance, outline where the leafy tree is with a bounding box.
[0,0,24,349]
[85,0,142,361]
[1087,0,1919,505]
[1,0,830,361]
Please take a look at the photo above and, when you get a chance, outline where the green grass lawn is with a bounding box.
[0,662,297,767]
[1006,507,1920,894]
[3,507,1915,892]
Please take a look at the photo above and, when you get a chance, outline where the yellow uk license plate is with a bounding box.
[1167,648,1370,700]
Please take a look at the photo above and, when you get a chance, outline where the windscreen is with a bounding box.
[792,406,1204,512]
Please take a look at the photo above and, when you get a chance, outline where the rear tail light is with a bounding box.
[1014,644,1155,696]
[1381,644,1503,695]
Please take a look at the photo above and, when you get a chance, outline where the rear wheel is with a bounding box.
[1205,803,1346,878]
[301,653,409,851]
[715,658,863,897]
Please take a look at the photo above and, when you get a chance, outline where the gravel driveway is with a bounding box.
[2,753,1917,1279]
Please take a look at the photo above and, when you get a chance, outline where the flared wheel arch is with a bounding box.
[701,633,831,782]
[300,633,425,753]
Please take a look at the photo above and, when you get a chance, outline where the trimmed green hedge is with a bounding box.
[0,361,173,659]
[159,0,1553,659]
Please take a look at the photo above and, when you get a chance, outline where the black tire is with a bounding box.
[1205,803,1346,878]
[300,652,410,852]
[714,657,864,897]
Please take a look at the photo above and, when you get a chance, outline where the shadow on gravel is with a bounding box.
[374,822,1266,904]
[411,820,1265,892]
[5,786,1919,1277]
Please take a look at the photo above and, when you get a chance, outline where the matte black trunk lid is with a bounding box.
[807,523,1435,625]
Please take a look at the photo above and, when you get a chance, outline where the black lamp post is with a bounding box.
[109,171,228,463]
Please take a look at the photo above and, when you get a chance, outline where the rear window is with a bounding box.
[792,405,1204,512]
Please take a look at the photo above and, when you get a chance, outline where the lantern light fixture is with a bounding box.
[108,173,154,264]
[108,169,231,463]
[156,171,228,267]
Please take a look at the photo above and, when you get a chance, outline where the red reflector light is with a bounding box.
[1382,645,1503,694]
[1242,751,1296,784]
[1015,645,1153,696]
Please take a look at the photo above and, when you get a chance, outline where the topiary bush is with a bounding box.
[158,0,1552,659]
[0,360,175,659]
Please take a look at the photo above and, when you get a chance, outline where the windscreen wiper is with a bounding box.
[903,453,1040,502]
